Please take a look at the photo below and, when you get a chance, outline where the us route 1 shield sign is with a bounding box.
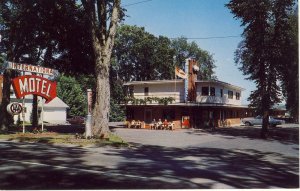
[7,102,23,115]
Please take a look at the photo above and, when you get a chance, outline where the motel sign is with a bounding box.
[12,75,57,103]
[5,61,58,76]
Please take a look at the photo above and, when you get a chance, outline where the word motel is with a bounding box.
[12,75,57,103]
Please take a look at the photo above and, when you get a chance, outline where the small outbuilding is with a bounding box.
[40,97,69,124]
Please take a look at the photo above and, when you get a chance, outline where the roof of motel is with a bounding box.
[124,79,245,91]
[41,97,69,108]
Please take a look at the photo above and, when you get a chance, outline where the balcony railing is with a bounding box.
[196,95,229,104]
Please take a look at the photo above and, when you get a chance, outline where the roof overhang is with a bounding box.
[196,80,245,91]
[123,79,245,91]
[122,102,250,108]
[124,79,184,86]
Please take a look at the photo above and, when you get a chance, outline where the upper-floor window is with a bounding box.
[210,87,215,96]
[129,86,134,97]
[228,90,233,99]
[144,87,149,96]
[220,89,223,97]
[236,92,240,100]
[201,87,209,96]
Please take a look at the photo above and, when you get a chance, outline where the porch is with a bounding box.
[125,105,254,130]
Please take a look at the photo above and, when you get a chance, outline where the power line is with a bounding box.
[123,0,153,7]
[121,1,241,40]
[170,35,241,40]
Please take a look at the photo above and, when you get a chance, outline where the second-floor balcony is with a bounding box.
[196,95,230,104]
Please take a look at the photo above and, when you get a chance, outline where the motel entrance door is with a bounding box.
[144,109,152,124]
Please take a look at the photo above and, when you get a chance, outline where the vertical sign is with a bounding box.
[87,89,92,115]
[85,89,92,138]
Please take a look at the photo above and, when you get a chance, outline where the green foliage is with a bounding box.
[226,0,296,136]
[123,96,175,106]
[277,7,298,119]
[112,25,217,82]
[109,100,125,122]
[227,0,295,110]
[57,75,87,117]
[113,25,174,81]
[172,37,217,80]
[157,97,175,105]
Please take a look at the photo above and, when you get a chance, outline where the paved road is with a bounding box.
[0,127,298,189]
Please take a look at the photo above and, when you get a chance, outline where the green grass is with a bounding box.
[0,132,129,147]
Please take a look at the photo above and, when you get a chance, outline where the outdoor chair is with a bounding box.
[157,124,163,130]
[150,123,157,130]
[130,120,136,128]
[168,122,174,130]
[136,122,142,128]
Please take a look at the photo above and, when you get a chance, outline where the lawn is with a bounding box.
[0,131,128,147]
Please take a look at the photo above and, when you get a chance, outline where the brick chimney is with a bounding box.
[183,59,199,102]
[188,59,198,102]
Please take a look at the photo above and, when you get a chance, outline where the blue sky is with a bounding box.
[121,0,257,105]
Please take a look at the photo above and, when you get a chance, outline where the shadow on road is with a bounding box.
[0,141,298,189]
[191,126,299,144]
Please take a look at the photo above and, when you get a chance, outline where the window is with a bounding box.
[129,86,134,97]
[210,87,215,96]
[202,87,209,96]
[144,87,149,96]
[236,92,240,100]
[163,109,175,120]
[228,90,233,99]
[220,89,223,97]
[209,111,213,119]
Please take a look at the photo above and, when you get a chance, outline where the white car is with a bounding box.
[242,115,285,127]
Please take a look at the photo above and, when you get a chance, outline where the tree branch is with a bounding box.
[104,0,120,58]
[97,0,107,46]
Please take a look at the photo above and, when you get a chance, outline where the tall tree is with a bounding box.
[171,37,216,80]
[275,4,298,120]
[226,0,295,138]
[113,26,216,82]
[0,0,94,130]
[0,1,35,130]
[113,25,175,81]
[81,0,122,137]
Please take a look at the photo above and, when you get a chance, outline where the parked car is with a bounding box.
[67,116,85,124]
[242,115,285,127]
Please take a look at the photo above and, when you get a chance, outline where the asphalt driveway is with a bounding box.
[0,125,298,189]
[111,127,299,188]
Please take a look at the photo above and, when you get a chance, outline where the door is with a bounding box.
[144,109,152,124]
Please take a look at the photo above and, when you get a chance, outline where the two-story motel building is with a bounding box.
[123,59,256,129]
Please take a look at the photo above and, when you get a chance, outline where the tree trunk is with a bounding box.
[91,55,111,138]
[81,0,120,138]
[261,110,269,139]
[0,70,13,131]
[260,92,270,139]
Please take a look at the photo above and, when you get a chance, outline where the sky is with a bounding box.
[121,0,257,105]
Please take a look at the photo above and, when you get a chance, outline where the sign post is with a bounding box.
[41,98,44,132]
[22,98,25,133]
[22,71,25,133]
[85,89,92,138]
